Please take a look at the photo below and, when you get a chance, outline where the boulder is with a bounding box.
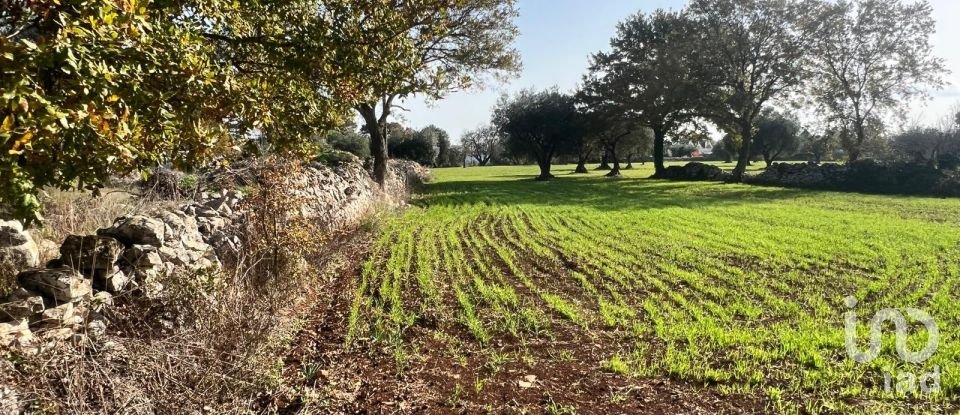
[0,221,29,246]
[97,268,132,294]
[0,296,44,322]
[98,215,166,247]
[34,302,75,329]
[59,235,124,271]
[17,267,92,303]
[121,245,164,274]
[0,319,34,350]
[0,220,39,277]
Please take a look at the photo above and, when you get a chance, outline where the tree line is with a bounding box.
[466,0,947,181]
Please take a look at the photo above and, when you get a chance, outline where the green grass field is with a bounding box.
[346,162,960,414]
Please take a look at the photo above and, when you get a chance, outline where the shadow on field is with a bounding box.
[414,175,810,211]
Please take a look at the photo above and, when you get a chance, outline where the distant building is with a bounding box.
[691,142,714,158]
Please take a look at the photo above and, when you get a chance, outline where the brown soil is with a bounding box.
[257,229,770,414]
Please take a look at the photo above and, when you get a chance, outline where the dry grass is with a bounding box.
[6,159,344,414]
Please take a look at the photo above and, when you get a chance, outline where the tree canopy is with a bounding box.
[494,89,579,180]
[592,9,701,175]
[810,0,947,162]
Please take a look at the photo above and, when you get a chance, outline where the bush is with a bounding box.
[388,135,437,166]
[325,131,370,158]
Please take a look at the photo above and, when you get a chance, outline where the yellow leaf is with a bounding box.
[0,115,12,132]
[106,95,121,103]
[9,131,33,154]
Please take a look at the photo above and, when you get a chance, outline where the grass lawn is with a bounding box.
[344,162,960,414]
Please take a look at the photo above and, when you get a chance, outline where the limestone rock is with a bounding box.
[0,296,44,322]
[0,386,20,415]
[17,267,92,303]
[98,215,166,247]
[0,220,39,277]
[59,235,124,271]
[0,319,33,350]
[97,268,132,294]
[0,221,28,246]
[39,327,74,342]
[34,302,75,328]
[38,238,61,262]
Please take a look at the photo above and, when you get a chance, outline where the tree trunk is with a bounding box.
[595,152,611,170]
[849,120,866,163]
[574,161,589,174]
[624,153,634,170]
[732,123,753,182]
[537,158,554,180]
[358,104,388,185]
[605,146,621,177]
[574,148,590,173]
[653,127,667,175]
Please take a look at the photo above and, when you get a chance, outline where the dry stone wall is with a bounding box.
[0,159,428,356]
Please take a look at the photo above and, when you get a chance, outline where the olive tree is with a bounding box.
[494,89,579,180]
[753,108,801,166]
[810,0,947,162]
[340,0,522,184]
[687,0,815,181]
[593,9,701,176]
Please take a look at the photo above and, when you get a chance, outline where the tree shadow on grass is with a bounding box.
[413,175,812,212]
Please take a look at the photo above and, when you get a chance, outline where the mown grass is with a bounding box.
[347,161,960,414]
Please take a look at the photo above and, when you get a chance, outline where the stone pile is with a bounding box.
[0,158,430,355]
[653,162,730,181]
[0,221,39,278]
[0,192,235,353]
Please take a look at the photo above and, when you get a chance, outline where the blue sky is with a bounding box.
[397,0,960,143]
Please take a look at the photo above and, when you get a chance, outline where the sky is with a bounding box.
[395,0,960,144]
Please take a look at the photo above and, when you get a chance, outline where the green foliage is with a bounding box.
[388,133,437,167]
[810,0,947,162]
[591,9,700,173]
[493,89,579,180]
[324,130,371,159]
[461,125,501,167]
[0,0,360,224]
[1,0,522,223]
[753,108,802,165]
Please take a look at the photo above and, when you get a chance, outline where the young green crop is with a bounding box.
[346,162,960,413]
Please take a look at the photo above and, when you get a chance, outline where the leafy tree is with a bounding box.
[800,129,839,164]
[810,0,947,162]
[892,128,945,165]
[753,109,801,166]
[594,9,701,176]
[577,70,643,177]
[461,126,500,166]
[420,125,452,167]
[569,122,599,174]
[622,128,654,169]
[713,135,739,163]
[342,0,521,184]
[445,145,467,167]
[0,1,366,223]
[389,134,437,166]
[687,0,814,181]
[494,89,579,180]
